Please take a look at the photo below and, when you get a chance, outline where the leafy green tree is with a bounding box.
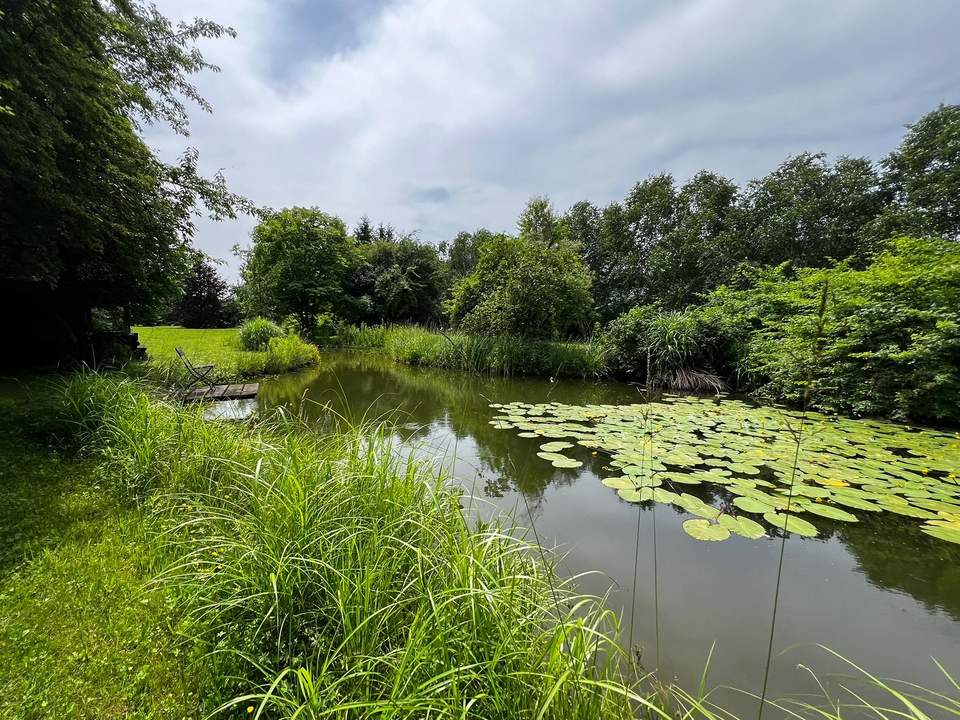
[238,207,354,328]
[349,237,445,324]
[0,0,245,361]
[448,233,593,339]
[517,196,563,246]
[646,171,740,307]
[881,104,960,240]
[737,153,883,267]
[174,256,232,328]
[440,229,493,279]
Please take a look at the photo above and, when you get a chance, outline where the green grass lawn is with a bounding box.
[0,390,202,719]
[134,325,319,384]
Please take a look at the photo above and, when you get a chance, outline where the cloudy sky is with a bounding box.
[147,0,960,280]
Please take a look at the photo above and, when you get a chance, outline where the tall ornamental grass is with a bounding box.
[58,375,645,719]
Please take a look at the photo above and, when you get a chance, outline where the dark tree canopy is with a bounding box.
[350,237,445,325]
[0,0,246,361]
[737,152,883,267]
[174,257,233,328]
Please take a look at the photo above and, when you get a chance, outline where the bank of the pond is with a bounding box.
[133,325,319,384]
[331,324,606,378]
[0,385,203,718]
[54,374,644,718]
[1,373,955,718]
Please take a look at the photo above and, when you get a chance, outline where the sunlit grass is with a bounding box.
[133,325,319,384]
[58,374,640,717]
[0,395,202,718]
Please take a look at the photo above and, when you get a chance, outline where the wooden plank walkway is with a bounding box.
[184,383,259,403]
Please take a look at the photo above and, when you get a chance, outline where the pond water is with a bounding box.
[244,351,959,715]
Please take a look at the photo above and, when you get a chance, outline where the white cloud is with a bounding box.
[147,0,960,280]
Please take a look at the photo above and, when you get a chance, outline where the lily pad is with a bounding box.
[683,519,730,542]
[762,512,818,537]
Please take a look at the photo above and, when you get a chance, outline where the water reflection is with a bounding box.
[255,352,960,716]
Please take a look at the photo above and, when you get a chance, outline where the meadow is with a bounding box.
[133,325,320,385]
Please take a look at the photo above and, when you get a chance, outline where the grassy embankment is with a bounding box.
[38,374,644,717]
[0,374,956,718]
[0,382,202,718]
[133,325,319,384]
[332,324,606,378]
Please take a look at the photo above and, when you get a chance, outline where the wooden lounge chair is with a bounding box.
[176,347,215,396]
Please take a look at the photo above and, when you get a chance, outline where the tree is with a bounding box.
[440,229,493,279]
[174,257,232,328]
[646,171,739,307]
[349,236,445,324]
[353,216,374,244]
[0,0,246,362]
[881,104,960,240]
[448,233,594,339]
[517,196,563,246]
[737,153,883,267]
[238,207,354,328]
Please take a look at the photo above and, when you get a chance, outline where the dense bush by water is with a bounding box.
[238,316,285,351]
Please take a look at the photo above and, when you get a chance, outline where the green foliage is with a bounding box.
[0,0,246,342]
[174,256,234,328]
[0,399,201,718]
[56,375,637,718]
[599,306,723,390]
[134,326,318,384]
[262,333,321,374]
[448,232,594,339]
[439,228,492,279]
[238,317,285,351]
[348,236,445,324]
[705,236,960,423]
[882,104,960,240]
[333,325,604,378]
[737,153,884,267]
[238,207,354,327]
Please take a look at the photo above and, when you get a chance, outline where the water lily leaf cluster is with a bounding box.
[489,397,960,544]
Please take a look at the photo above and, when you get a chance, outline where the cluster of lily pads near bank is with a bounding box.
[488,398,960,544]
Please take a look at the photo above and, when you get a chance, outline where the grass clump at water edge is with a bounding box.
[332,324,606,378]
[59,373,643,718]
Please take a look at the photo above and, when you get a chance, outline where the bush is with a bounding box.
[447,234,594,339]
[599,306,725,391]
[704,236,960,422]
[238,317,284,351]
[262,333,321,374]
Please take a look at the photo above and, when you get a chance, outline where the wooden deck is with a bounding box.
[184,383,259,403]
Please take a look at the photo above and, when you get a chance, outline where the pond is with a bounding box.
[240,351,959,716]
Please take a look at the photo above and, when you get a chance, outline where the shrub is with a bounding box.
[599,306,724,391]
[704,236,960,422]
[262,333,321,374]
[447,234,594,339]
[238,317,284,351]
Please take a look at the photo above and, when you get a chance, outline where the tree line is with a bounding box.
[224,103,958,340]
